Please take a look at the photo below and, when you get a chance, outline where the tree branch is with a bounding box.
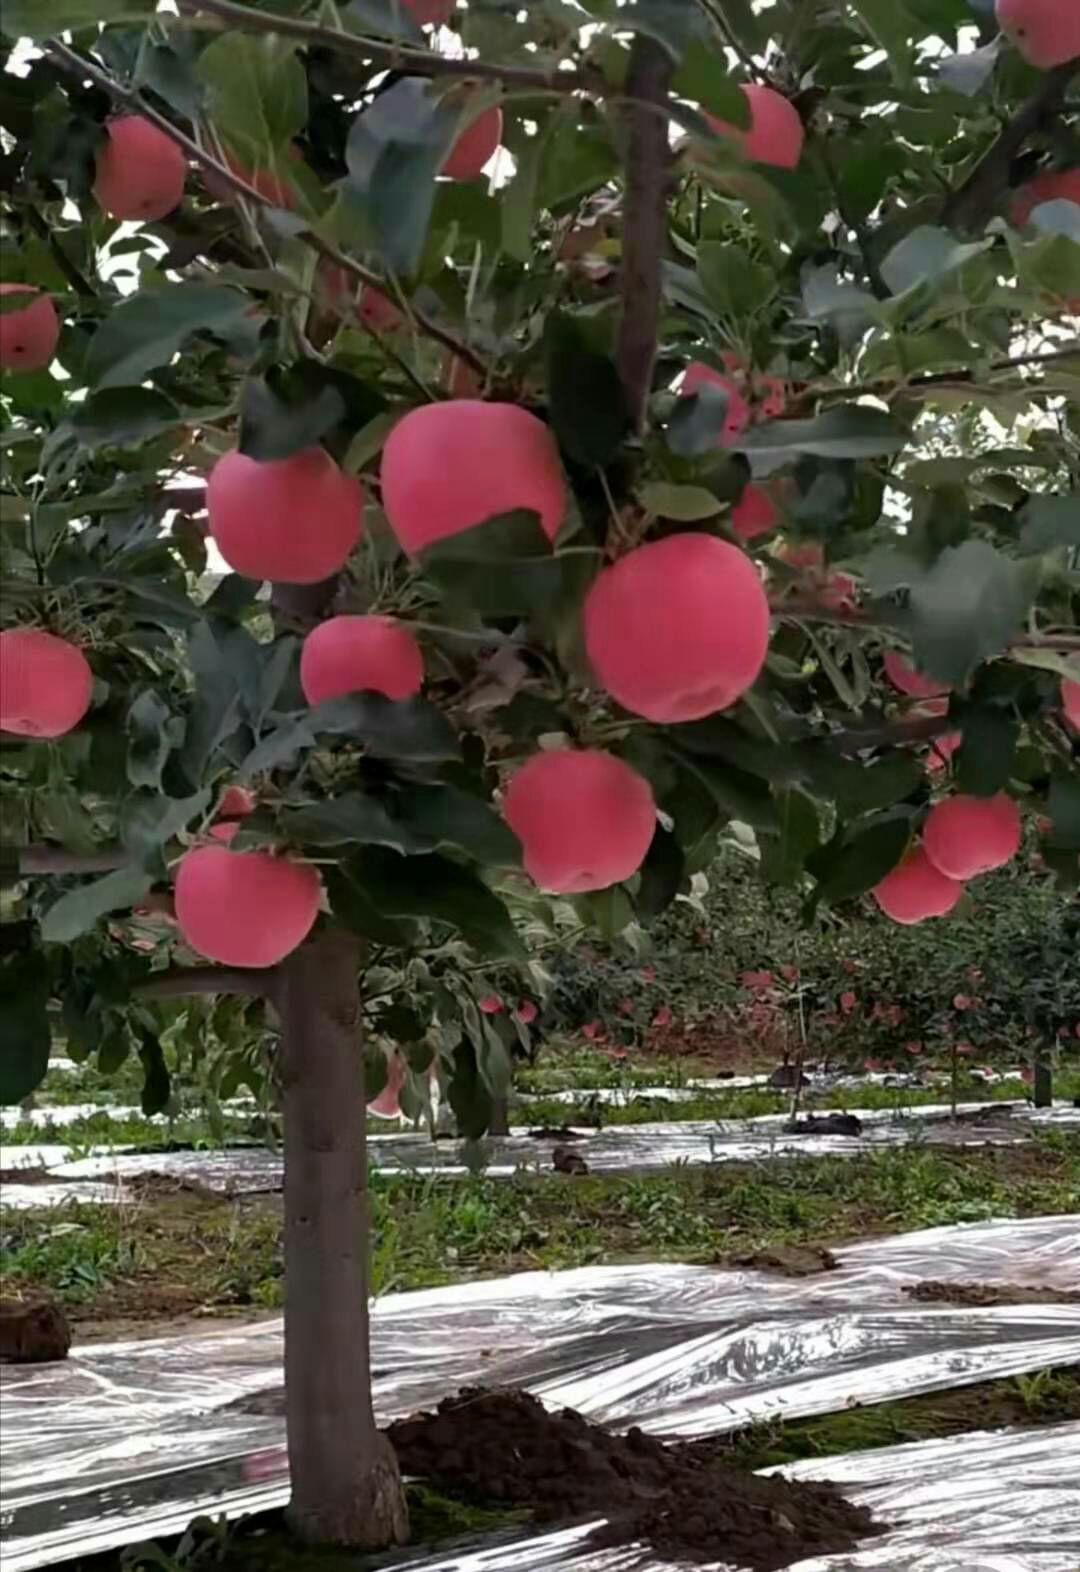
[616,35,674,432]
[943,60,1079,233]
[22,207,97,299]
[135,965,277,999]
[771,600,1080,654]
[46,39,488,378]
[16,846,129,875]
[175,0,592,94]
[827,713,959,755]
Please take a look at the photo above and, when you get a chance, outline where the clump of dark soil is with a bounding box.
[0,1296,71,1362]
[735,1244,837,1277]
[783,1113,862,1137]
[387,1387,882,1569]
[905,1279,1080,1307]
[0,1167,55,1186]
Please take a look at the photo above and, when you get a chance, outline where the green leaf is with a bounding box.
[543,313,628,467]
[870,541,1039,686]
[672,39,749,123]
[850,0,915,84]
[419,509,593,620]
[666,382,734,457]
[345,78,460,275]
[350,848,525,959]
[197,33,308,168]
[138,1032,171,1117]
[739,407,907,460]
[126,689,181,791]
[71,388,183,450]
[394,784,521,865]
[954,704,1019,797]
[324,861,417,948]
[41,867,153,944]
[448,1036,493,1140]
[697,242,772,320]
[285,793,432,853]
[85,285,252,390]
[3,0,153,35]
[579,884,636,938]
[638,481,722,522]
[826,754,925,817]
[801,265,878,345]
[0,954,51,1105]
[1047,767,1080,853]
[674,752,780,832]
[938,40,1001,97]
[881,226,993,297]
[619,0,707,58]
[239,374,345,463]
[1018,495,1080,554]
[760,789,819,885]
[502,119,550,263]
[121,791,210,861]
[809,813,914,904]
[636,826,685,919]
[311,693,462,763]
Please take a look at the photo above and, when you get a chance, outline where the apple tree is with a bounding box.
[1,0,1079,1548]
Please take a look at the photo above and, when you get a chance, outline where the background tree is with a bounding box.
[1,0,1078,1550]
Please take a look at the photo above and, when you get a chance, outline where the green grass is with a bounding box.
[711,1366,1080,1472]
[3,1135,1076,1322]
[73,1486,523,1571]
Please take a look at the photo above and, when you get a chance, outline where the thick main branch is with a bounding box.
[17,846,129,875]
[135,966,277,999]
[944,59,1078,233]
[615,35,674,431]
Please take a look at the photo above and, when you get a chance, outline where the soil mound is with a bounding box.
[905,1279,1080,1307]
[388,1387,881,1568]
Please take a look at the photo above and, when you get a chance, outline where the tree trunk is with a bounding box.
[278,928,409,1547]
[1032,1046,1053,1110]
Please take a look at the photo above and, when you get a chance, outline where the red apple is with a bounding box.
[300,616,423,705]
[380,400,566,554]
[358,285,404,332]
[174,846,322,967]
[730,484,778,541]
[207,447,362,584]
[995,0,1080,68]
[403,0,455,21]
[94,116,187,221]
[1011,167,1080,226]
[883,651,950,701]
[442,105,503,181]
[0,285,60,372]
[922,792,1022,880]
[1062,677,1080,730]
[708,84,805,170]
[503,748,656,893]
[0,628,93,738]
[202,144,300,208]
[872,846,964,924]
[369,1050,406,1119]
[583,532,770,722]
